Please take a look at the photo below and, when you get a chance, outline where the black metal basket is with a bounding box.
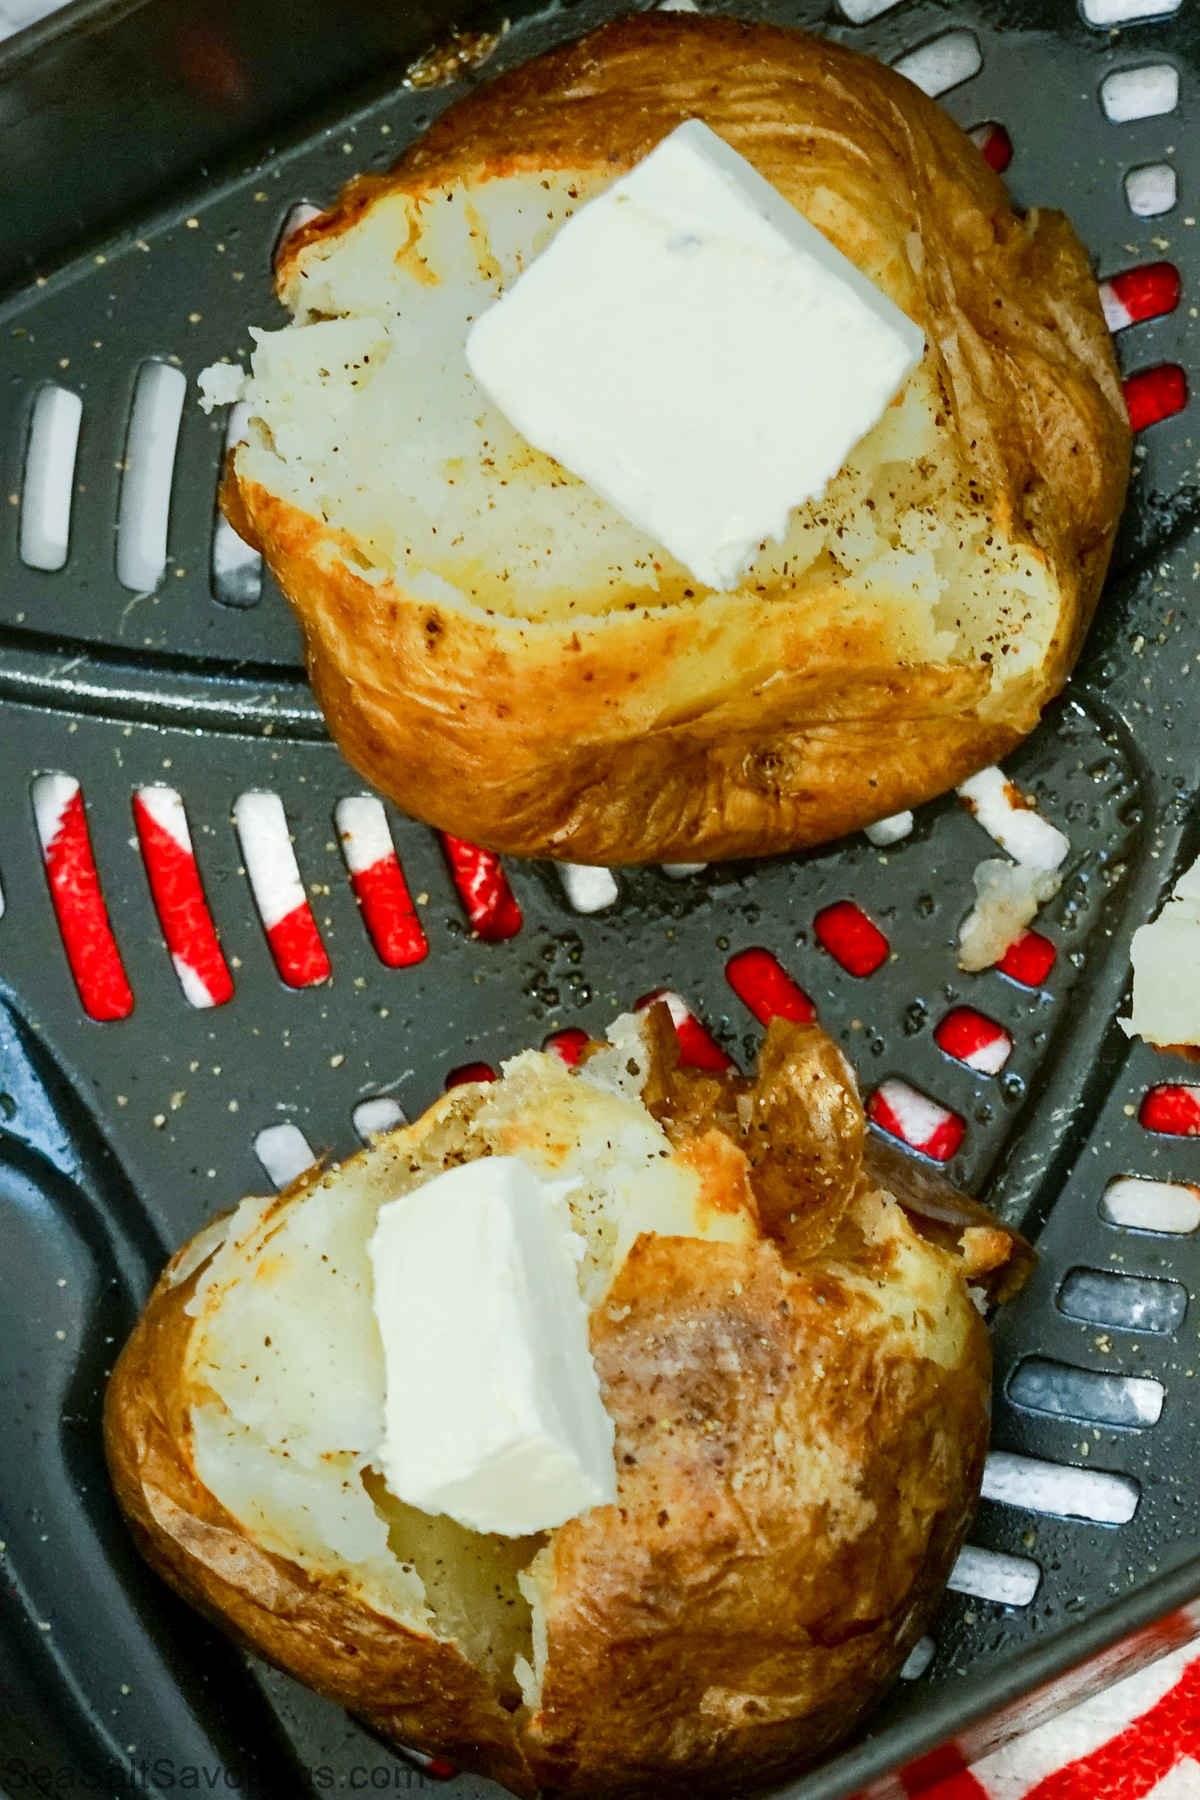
[1,0,1199,1794]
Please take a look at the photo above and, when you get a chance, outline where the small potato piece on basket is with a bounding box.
[210,14,1129,863]
[106,1009,1025,1798]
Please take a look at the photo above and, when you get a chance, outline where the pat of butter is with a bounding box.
[368,1156,617,1537]
[466,119,924,591]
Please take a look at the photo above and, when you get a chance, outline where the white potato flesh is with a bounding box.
[214,168,1057,682]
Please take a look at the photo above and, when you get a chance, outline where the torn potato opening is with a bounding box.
[179,1008,1027,1716]
[217,167,1058,702]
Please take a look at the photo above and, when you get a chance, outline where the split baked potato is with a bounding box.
[106,1008,1025,1797]
[207,13,1129,864]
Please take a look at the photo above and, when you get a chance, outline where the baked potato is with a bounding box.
[204,13,1129,865]
[105,1008,1025,1797]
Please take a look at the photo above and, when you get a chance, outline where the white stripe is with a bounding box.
[1102,1176,1200,1234]
[1100,283,1135,332]
[958,767,1069,872]
[837,0,901,19]
[876,1078,951,1145]
[32,772,80,850]
[982,1450,1139,1525]
[211,401,263,607]
[661,862,708,878]
[558,863,619,913]
[171,952,219,1011]
[964,1030,1011,1074]
[1145,1759,1200,1800]
[1126,163,1177,219]
[892,30,982,99]
[234,791,308,930]
[1082,0,1181,24]
[641,989,690,1029]
[116,361,187,593]
[136,784,192,855]
[336,795,395,876]
[865,811,914,847]
[20,385,82,572]
[972,1644,1200,1799]
[948,1544,1040,1607]
[899,1637,935,1680]
[253,1123,316,1189]
[1101,63,1179,123]
[353,1097,407,1142]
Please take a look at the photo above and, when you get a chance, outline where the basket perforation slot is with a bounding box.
[1007,1357,1165,1428]
[1057,1266,1188,1334]
[981,1449,1141,1525]
[1139,1084,1200,1136]
[995,930,1057,988]
[210,402,263,608]
[725,946,816,1025]
[557,862,620,914]
[133,784,234,1009]
[445,1059,497,1088]
[890,28,982,97]
[353,1095,407,1142]
[1100,261,1182,331]
[968,121,1013,173]
[1101,1174,1200,1232]
[439,833,523,941]
[1082,0,1182,26]
[272,201,324,270]
[933,1007,1013,1074]
[233,790,331,989]
[254,1120,317,1187]
[947,1544,1041,1607]
[116,360,187,594]
[1100,62,1180,121]
[335,795,428,968]
[636,988,734,1071]
[1124,161,1178,218]
[19,384,82,573]
[814,900,890,977]
[868,1078,966,1162]
[31,773,133,1022]
[1124,363,1189,430]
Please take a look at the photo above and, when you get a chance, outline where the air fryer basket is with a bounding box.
[1,0,1198,1794]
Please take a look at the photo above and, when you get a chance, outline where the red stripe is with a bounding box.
[726,947,816,1025]
[265,901,330,989]
[1106,262,1181,326]
[349,854,428,968]
[1140,1085,1200,1136]
[446,1060,497,1088]
[969,121,1013,173]
[636,990,733,1072]
[934,1006,1009,1069]
[1021,1654,1200,1800]
[133,795,233,1006]
[1124,364,1188,432]
[815,901,890,977]
[868,1087,965,1163]
[545,1027,590,1066]
[440,835,522,941]
[40,790,133,1022]
[997,931,1056,987]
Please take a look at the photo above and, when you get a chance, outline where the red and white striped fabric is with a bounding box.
[133,785,233,1008]
[32,773,133,1021]
[868,1077,965,1162]
[439,834,523,942]
[636,988,733,1072]
[935,1007,1012,1074]
[233,790,330,988]
[335,795,427,968]
[905,1641,1200,1800]
[1100,262,1181,333]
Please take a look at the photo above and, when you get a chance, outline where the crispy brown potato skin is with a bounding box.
[228,13,1130,865]
[105,1021,1012,1797]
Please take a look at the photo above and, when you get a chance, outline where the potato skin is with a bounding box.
[228,13,1129,865]
[103,1194,541,1797]
[105,1162,994,1796]
[530,1233,990,1796]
